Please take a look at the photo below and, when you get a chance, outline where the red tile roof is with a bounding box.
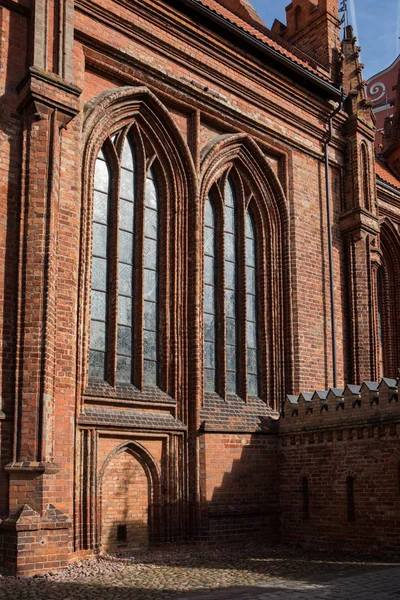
[193,0,333,83]
[376,158,400,191]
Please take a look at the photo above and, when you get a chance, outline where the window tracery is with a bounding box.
[89,128,161,387]
[203,171,262,399]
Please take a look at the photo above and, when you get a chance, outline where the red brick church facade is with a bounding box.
[0,0,400,574]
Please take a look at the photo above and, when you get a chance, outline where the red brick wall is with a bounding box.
[2,527,72,576]
[280,400,400,554]
[199,433,280,543]
[1,0,398,575]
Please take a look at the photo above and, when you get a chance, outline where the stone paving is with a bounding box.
[0,545,399,599]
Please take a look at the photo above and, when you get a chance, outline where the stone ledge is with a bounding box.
[5,462,60,474]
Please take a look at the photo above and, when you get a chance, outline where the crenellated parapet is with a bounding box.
[281,378,399,431]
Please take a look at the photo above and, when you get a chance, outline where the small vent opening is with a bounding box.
[302,476,310,520]
[117,524,127,542]
[347,476,355,522]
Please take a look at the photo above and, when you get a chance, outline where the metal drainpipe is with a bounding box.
[323,94,343,389]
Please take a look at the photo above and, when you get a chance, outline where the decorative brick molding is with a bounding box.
[281,377,399,427]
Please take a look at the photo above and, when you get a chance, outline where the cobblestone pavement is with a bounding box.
[0,545,399,599]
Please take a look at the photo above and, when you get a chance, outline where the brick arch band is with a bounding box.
[78,86,197,400]
[98,441,162,546]
[200,133,293,405]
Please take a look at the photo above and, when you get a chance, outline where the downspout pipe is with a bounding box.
[323,94,344,389]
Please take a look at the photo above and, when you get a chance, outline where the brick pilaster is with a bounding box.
[1,67,80,575]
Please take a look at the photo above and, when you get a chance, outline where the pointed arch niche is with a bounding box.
[79,87,196,401]
[200,134,292,408]
[98,441,162,551]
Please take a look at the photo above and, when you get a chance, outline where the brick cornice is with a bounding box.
[74,0,344,146]
[79,36,345,162]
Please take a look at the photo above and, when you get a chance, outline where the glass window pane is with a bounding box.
[225,289,236,318]
[94,159,109,193]
[204,227,215,257]
[204,341,216,368]
[226,317,236,346]
[90,320,106,351]
[246,213,255,239]
[91,291,107,321]
[204,368,216,392]
[92,257,107,292]
[144,269,157,301]
[144,360,157,385]
[204,284,215,315]
[204,255,215,286]
[204,312,216,342]
[225,261,236,290]
[144,330,157,360]
[246,238,256,267]
[117,325,132,356]
[120,200,134,232]
[226,371,237,394]
[144,301,157,331]
[205,199,214,227]
[118,295,132,326]
[94,191,108,224]
[225,179,235,207]
[89,350,105,380]
[248,374,258,397]
[93,223,108,258]
[248,295,256,322]
[90,148,110,382]
[224,177,238,394]
[144,237,158,270]
[246,237,256,267]
[118,263,133,296]
[145,178,158,208]
[247,321,257,348]
[225,206,235,234]
[247,266,256,294]
[143,169,159,383]
[121,137,135,170]
[225,232,235,263]
[144,208,158,239]
[116,355,132,384]
[119,230,133,264]
[226,344,236,371]
[246,211,259,395]
[120,168,134,200]
[247,347,258,373]
[204,196,217,392]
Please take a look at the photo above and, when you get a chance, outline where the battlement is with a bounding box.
[281,378,399,429]
[271,0,340,79]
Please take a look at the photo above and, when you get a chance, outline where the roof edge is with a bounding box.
[177,0,343,100]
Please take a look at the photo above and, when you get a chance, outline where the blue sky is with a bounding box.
[250,0,400,79]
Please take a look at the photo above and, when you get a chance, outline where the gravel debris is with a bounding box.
[0,544,398,599]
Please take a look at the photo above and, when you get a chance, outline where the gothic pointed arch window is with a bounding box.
[376,219,400,378]
[203,168,263,399]
[88,126,162,388]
